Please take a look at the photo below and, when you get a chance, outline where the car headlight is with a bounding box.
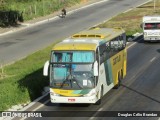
[83,89,96,97]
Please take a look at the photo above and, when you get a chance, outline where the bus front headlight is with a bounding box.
[83,89,96,97]
[50,92,60,96]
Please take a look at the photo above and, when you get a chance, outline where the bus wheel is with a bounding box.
[95,87,103,105]
[121,69,123,79]
[113,74,121,89]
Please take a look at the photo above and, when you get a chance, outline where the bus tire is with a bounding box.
[143,40,149,43]
[113,73,121,89]
[121,69,123,79]
[95,86,103,105]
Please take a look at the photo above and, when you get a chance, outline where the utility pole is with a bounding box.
[154,0,156,12]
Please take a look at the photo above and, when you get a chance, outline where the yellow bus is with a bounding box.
[43,27,127,104]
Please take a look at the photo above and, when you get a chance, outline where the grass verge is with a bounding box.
[0,42,58,111]
[0,1,160,111]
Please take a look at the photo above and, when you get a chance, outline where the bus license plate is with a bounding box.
[68,98,75,102]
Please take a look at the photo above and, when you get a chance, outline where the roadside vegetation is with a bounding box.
[0,44,51,111]
[0,1,160,111]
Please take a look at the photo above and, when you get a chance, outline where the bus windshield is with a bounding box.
[50,51,95,89]
[144,23,160,30]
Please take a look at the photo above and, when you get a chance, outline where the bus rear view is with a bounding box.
[142,16,160,42]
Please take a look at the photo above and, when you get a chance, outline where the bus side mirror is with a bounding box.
[94,61,98,76]
[43,60,49,76]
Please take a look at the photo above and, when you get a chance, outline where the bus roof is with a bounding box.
[72,27,124,40]
[52,27,125,51]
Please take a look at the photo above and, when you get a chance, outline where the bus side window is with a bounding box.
[99,44,105,64]
[123,33,127,48]
[99,43,110,64]
[119,34,126,50]
[105,42,110,60]
[106,42,110,51]
[110,37,121,57]
[110,35,126,52]
[110,38,119,51]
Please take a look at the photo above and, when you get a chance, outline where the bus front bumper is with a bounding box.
[144,36,160,41]
[50,94,98,104]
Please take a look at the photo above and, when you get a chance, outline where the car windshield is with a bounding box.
[50,51,95,89]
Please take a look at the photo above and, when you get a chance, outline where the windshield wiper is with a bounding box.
[67,74,84,89]
[60,75,83,89]
[72,76,83,89]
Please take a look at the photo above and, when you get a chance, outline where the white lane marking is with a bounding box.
[19,99,50,120]
[136,0,152,8]
[150,57,156,62]
[98,108,103,111]
[20,92,49,111]
[73,0,109,12]
[158,117,160,120]
[127,42,137,49]
[32,99,50,111]
[89,107,103,120]
[123,0,152,14]
[123,8,132,13]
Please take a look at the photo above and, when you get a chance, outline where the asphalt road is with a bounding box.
[22,38,160,120]
[0,0,149,65]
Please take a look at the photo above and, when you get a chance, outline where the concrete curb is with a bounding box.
[20,92,49,111]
